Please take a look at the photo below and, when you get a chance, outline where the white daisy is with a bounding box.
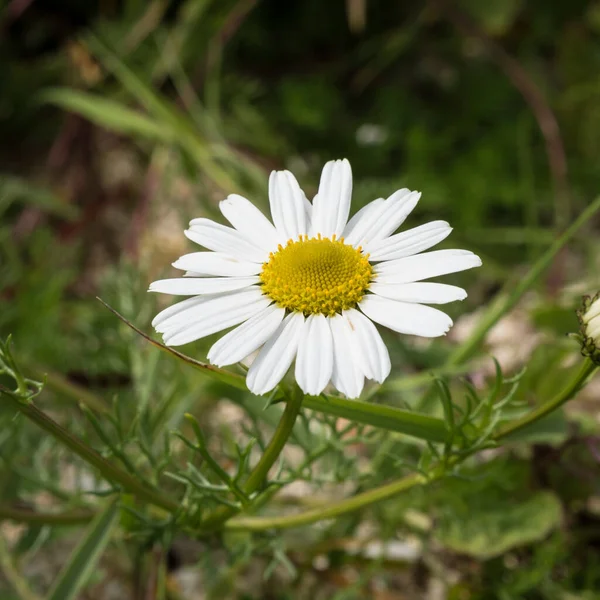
[150,159,482,398]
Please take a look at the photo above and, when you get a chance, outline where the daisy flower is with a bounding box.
[150,159,481,398]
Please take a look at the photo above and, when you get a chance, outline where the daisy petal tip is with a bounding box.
[372,371,389,385]
[246,379,268,397]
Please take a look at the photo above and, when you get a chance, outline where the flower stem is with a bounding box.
[225,472,427,532]
[245,387,304,493]
[221,359,599,533]
[495,358,598,440]
[301,394,450,443]
[6,397,179,513]
[199,386,305,531]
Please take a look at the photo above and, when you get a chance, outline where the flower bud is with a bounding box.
[578,293,600,364]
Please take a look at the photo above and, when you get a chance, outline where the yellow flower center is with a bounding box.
[260,235,373,316]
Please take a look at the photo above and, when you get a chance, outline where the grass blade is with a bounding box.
[40,88,173,143]
[46,496,120,600]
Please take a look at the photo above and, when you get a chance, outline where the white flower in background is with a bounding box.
[150,159,482,398]
[579,293,600,364]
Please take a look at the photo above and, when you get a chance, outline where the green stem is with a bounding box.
[222,360,599,533]
[448,195,600,366]
[225,472,427,532]
[495,359,598,440]
[7,397,179,513]
[301,394,450,443]
[199,386,305,530]
[0,505,94,525]
[245,389,304,493]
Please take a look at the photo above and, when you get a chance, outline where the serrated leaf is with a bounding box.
[46,496,120,600]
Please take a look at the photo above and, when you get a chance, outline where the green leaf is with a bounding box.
[46,496,120,600]
[435,490,562,560]
[40,88,173,143]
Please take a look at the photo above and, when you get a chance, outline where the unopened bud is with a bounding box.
[578,293,600,364]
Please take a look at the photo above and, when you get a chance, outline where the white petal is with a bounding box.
[374,249,482,284]
[585,300,600,323]
[588,315,600,340]
[342,308,391,383]
[269,170,308,241]
[219,194,279,253]
[330,314,364,399]
[342,199,385,240]
[369,282,467,304]
[149,276,259,296]
[359,295,452,338]
[344,189,420,248]
[247,312,305,395]
[295,314,334,396]
[207,304,286,366]
[173,252,262,276]
[154,287,266,334]
[161,293,271,347]
[311,159,352,238]
[365,221,452,261]
[302,193,313,225]
[152,295,203,328]
[186,218,267,263]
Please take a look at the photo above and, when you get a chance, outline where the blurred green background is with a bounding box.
[2,1,600,598]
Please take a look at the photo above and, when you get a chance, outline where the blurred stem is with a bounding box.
[198,385,305,531]
[496,358,598,440]
[448,195,600,366]
[5,397,179,513]
[0,534,42,600]
[0,505,94,525]
[225,472,427,532]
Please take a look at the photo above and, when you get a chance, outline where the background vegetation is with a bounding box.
[1,0,600,598]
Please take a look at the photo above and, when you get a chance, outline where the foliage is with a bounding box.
[2,1,600,599]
